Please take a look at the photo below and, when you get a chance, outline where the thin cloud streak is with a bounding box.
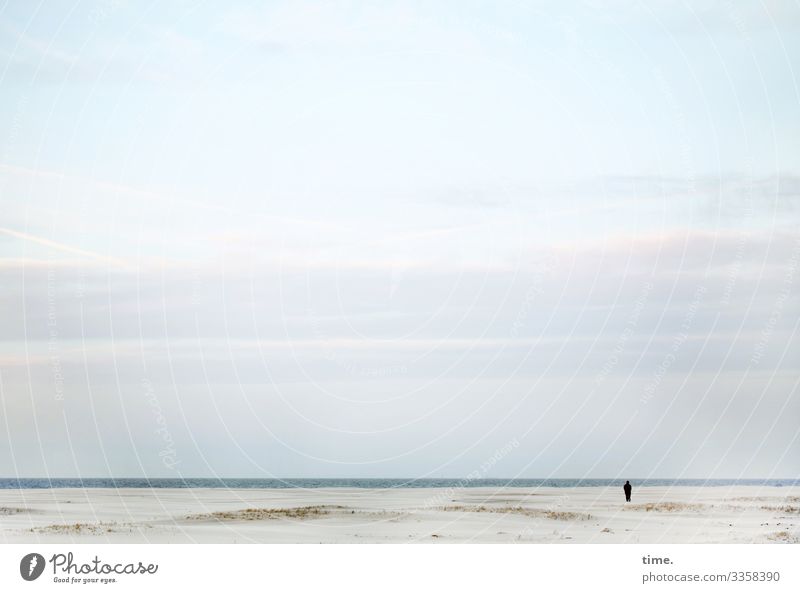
[0,226,125,266]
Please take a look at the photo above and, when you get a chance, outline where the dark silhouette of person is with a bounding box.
[624,480,632,502]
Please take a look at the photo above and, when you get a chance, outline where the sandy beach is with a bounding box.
[1,486,797,544]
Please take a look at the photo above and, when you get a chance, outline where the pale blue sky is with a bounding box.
[1,1,799,479]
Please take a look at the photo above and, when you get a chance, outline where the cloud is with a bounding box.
[0,18,78,65]
[0,227,125,266]
[217,1,420,49]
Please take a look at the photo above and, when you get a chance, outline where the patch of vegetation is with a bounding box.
[732,496,800,504]
[443,505,592,521]
[767,531,798,543]
[30,522,123,534]
[761,505,800,514]
[185,505,347,522]
[0,507,32,515]
[624,502,707,512]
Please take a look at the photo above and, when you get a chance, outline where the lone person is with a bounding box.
[624,480,632,502]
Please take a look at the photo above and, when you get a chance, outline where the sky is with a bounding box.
[0,0,799,479]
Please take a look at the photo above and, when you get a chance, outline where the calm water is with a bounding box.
[0,478,797,489]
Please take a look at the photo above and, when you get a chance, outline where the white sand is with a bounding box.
[1,486,797,543]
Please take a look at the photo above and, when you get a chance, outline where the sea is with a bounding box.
[0,478,797,489]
